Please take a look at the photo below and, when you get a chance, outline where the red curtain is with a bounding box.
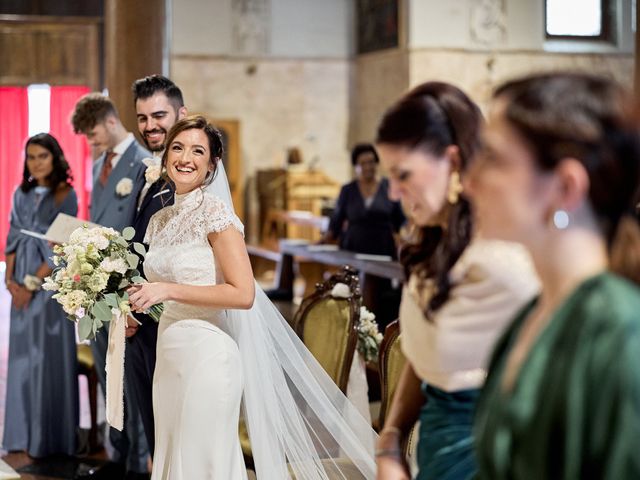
[49,86,92,221]
[0,87,29,261]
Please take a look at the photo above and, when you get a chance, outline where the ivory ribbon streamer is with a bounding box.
[347,353,372,425]
[105,310,126,431]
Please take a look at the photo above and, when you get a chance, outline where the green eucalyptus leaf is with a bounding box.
[115,237,128,248]
[92,317,103,336]
[132,242,146,257]
[130,276,145,284]
[103,293,119,309]
[78,316,93,341]
[126,254,139,269]
[92,300,113,322]
[122,226,135,241]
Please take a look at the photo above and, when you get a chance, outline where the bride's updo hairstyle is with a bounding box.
[495,72,640,284]
[376,82,483,318]
[161,115,224,188]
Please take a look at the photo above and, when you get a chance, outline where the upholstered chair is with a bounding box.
[241,265,363,472]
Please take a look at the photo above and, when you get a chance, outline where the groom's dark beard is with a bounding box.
[143,128,167,152]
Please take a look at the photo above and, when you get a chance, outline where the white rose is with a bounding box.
[42,276,59,291]
[145,165,162,184]
[142,157,163,184]
[100,257,128,275]
[359,306,376,323]
[330,283,351,299]
[115,178,133,197]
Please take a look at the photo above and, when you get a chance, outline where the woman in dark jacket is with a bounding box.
[324,143,405,258]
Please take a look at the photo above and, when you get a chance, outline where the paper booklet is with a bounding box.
[0,459,19,479]
[20,213,101,245]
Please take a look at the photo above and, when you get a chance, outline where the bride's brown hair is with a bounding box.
[161,115,224,188]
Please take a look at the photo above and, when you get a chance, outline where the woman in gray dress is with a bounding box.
[3,133,79,457]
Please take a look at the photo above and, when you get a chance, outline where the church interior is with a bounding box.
[0,0,637,479]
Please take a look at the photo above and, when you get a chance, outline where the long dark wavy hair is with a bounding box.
[376,82,483,319]
[495,72,640,284]
[20,133,73,192]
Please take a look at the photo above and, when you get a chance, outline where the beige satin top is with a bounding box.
[399,238,539,391]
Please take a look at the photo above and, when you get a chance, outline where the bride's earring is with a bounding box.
[447,171,463,204]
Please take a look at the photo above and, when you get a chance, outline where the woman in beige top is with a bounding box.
[374,82,539,480]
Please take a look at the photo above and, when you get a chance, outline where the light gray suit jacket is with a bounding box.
[90,140,149,232]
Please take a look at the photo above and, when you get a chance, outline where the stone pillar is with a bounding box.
[104,0,168,132]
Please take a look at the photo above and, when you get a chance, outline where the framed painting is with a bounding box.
[357,0,399,54]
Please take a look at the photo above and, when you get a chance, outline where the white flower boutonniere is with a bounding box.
[142,157,163,185]
[115,178,133,197]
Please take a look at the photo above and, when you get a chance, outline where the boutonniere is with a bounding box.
[115,178,133,197]
[142,157,164,185]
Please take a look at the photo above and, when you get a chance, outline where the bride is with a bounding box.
[127,115,377,479]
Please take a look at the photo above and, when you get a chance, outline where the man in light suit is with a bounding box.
[72,93,150,480]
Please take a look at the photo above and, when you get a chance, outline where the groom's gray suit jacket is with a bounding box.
[90,140,148,231]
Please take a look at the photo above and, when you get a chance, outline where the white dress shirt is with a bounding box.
[109,133,136,169]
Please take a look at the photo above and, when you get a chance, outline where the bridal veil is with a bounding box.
[208,167,378,479]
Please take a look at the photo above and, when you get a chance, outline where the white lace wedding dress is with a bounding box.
[144,189,247,479]
[144,188,377,480]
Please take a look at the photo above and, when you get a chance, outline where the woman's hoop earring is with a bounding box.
[447,171,463,204]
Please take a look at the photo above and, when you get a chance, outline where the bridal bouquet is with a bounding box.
[43,225,162,341]
[357,306,383,363]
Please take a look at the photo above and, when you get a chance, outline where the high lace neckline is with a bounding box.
[174,187,204,208]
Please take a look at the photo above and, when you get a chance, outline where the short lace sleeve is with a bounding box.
[143,215,158,244]
[202,194,244,236]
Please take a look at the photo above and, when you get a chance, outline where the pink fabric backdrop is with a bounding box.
[49,86,92,221]
[0,88,29,261]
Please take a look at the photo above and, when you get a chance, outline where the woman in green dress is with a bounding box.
[468,72,640,479]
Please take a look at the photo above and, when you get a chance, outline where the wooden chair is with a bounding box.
[292,265,362,393]
[240,265,363,470]
[378,320,405,428]
[77,343,100,452]
[377,320,418,460]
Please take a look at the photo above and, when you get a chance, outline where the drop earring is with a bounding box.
[447,171,463,204]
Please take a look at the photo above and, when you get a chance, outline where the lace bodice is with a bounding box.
[143,188,244,330]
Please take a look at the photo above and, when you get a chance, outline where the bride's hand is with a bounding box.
[127,283,169,312]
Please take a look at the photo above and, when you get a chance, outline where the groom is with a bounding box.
[125,75,234,458]
[72,93,150,479]
[124,75,182,458]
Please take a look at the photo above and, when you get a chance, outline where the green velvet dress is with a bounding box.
[474,273,640,479]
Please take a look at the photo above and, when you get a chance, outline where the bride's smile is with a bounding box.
[166,128,214,194]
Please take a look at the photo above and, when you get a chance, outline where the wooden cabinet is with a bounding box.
[257,168,339,243]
